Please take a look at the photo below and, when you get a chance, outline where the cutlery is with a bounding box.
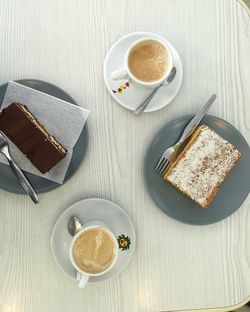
[68,216,83,282]
[134,67,177,116]
[155,94,217,177]
[68,216,82,236]
[0,131,39,204]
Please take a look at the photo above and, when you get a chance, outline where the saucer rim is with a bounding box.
[103,31,184,112]
[50,197,136,282]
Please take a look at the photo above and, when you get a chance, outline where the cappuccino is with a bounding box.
[128,40,169,82]
[72,227,117,274]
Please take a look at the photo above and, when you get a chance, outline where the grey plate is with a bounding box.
[145,115,250,225]
[0,79,88,194]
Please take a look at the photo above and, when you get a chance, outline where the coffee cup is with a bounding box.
[69,223,118,288]
[111,37,173,89]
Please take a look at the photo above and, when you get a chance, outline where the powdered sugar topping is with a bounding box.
[167,125,241,207]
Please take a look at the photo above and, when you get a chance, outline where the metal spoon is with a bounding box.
[134,66,177,116]
[68,216,83,281]
[0,131,39,204]
[68,216,82,236]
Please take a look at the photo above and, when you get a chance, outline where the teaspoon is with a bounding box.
[68,216,83,282]
[134,66,177,116]
[68,216,82,236]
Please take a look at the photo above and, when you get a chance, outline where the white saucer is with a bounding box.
[104,31,183,112]
[51,198,136,283]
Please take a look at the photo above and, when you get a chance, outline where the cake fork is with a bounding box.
[0,131,39,203]
[155,94,217,177]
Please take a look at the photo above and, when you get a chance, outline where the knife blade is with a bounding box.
[179,94,216,143]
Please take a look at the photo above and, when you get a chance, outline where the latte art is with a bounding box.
[72,227,116,274]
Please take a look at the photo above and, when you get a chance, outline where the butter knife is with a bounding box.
[178,94,217,144]
[155,94,217,176]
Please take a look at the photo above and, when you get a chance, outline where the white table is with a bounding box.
[0,1,249,311]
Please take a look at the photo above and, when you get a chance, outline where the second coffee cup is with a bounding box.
[69,224,118,288]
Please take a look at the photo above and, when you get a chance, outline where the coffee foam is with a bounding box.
[128,40,169,82]
[72,227,116,274]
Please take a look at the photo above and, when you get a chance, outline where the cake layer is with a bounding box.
[0,103,67,173]
[164,125,241,208]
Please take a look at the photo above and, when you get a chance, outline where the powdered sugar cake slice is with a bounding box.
[164,125,241,208]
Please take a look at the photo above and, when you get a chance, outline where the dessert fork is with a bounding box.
[155,94,217,177]
[0,131,39,203]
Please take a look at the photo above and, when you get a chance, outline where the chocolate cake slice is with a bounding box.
[0,103,67,173]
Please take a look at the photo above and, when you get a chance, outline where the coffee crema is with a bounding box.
[128,40,169,82]
[72,227,116,274]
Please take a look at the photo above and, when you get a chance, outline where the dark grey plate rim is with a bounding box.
[144,114,250,226]
[0,79,89,194]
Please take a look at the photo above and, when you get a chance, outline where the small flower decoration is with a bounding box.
[117,234,131,251]
[112,81,130,94]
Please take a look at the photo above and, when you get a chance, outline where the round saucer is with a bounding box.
[51,198,136,283]
[103,31,183,112]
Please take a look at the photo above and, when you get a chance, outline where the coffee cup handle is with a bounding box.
[111,68,128,80]
[78,273,89,288]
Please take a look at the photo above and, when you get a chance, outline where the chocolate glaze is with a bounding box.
[0,103,67,173]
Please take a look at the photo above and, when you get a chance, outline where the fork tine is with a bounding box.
[160,160,170,177]
[155,156,165,172]
[157,158,168,174]
[160,161,169,177]
[158,158,168,174]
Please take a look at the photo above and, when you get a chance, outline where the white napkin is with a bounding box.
[0,81,89,184]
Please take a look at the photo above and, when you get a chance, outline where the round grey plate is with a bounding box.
[145,115,250,225]
[0,79,88,194]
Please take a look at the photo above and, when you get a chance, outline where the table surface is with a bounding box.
[0,0,249,311]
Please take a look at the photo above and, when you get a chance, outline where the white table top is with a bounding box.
[0,1,249,311]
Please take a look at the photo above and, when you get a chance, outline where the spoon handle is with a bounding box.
[133,84,162,116]
[7,157,39,204]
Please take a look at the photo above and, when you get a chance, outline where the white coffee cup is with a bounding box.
[69,223,118,288]
[111,37,173,89]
